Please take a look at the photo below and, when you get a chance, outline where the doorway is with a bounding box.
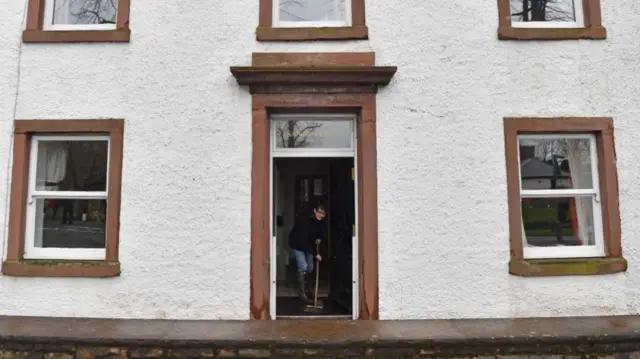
[269,114,357,319]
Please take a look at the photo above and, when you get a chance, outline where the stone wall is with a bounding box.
[3,316,640,359]
[2,343,640,359]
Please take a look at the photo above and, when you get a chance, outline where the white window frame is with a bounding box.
[517,133,604,259]
[511,0,584,29]
[42,0,117,31]
[270,114,356,158]
[23,134,110,260]
[273,0,352,28]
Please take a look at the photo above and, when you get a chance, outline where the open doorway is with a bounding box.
[273,157,355,318]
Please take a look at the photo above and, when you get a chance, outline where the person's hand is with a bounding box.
[316,254,322,262]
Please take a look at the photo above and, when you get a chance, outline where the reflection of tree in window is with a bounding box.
[531,139,589,166]
[279,0,346,22]
[276,121,323,148]
[54,0,116,24]
[511,0,576,22]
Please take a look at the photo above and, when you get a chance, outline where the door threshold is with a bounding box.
[276,315,352,320]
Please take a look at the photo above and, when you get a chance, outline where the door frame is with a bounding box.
[268,114,358,319]
[251,94,378,320]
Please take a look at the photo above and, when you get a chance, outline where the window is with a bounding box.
[518,134,603,259]
[497,0,605,40]
[257,0,367,41]
[271,115,355,155]
[504,117,626,277]
[23,0,130,43]
[276,0,351,28]
[511,0,584,28]
[2,120,124,277]
[25,135,109,260]
[44,0,117,31]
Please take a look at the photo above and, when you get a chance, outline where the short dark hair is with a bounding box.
[314,204,325,212]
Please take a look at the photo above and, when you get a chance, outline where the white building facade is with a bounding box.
[0,0,639,321]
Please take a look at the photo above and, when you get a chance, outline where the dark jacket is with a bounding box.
[288,216,324,254]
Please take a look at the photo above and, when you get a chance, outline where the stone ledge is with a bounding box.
[2,315,640,358]
[509,257,628,277]
[2,260,120,277]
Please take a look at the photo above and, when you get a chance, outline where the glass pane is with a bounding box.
[274,120,352,149]
[279,0,346,22]
[35,140,109,192]
[510,0,577,23]
[34,198,106,248]
[521,197,596,247]
[52,0,117,25]
[519,137,593,190]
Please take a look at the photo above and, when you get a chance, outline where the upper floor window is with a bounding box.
[276,0,351,28]
[498,0,606,40]
[510,0,583,28]
[23,0,131,43]
[44,0,117,31]
[257,0,367,41]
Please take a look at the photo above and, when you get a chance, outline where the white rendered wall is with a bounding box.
[0,0,24,312]
[0,0,640,320]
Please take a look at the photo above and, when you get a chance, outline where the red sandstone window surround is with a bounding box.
[497,0,606,40]
[2,120,124,277]
[23,0,131,43]
[257,0,368,41]
[504,117,626,277]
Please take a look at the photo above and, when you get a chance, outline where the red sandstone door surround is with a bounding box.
[230,52,397,320]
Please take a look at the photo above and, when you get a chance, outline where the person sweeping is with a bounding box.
[288,204,326,305]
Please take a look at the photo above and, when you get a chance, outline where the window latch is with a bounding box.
[594,193,601,203]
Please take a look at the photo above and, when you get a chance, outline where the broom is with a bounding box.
[305,239,324,312]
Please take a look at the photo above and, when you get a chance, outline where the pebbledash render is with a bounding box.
[0,0,639,323]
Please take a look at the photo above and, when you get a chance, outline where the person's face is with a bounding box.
[314,208,326,220]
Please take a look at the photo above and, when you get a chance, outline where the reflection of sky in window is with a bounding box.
[279,0,346,21]
[53,0,117,25]
[510,0,576,22]
[274,120,352,149]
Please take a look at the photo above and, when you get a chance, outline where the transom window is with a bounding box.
[518,134,603,259]
[43,0,117,31]
[275,0,351,28]
[25,135,110,260]
[510,0,583,28]
[270,114,355,157]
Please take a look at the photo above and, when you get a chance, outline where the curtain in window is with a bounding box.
[566,139,594,246]
[36,142,68,190]
[46,142,68,184]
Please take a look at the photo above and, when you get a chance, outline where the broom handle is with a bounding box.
[314,239,320,306]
